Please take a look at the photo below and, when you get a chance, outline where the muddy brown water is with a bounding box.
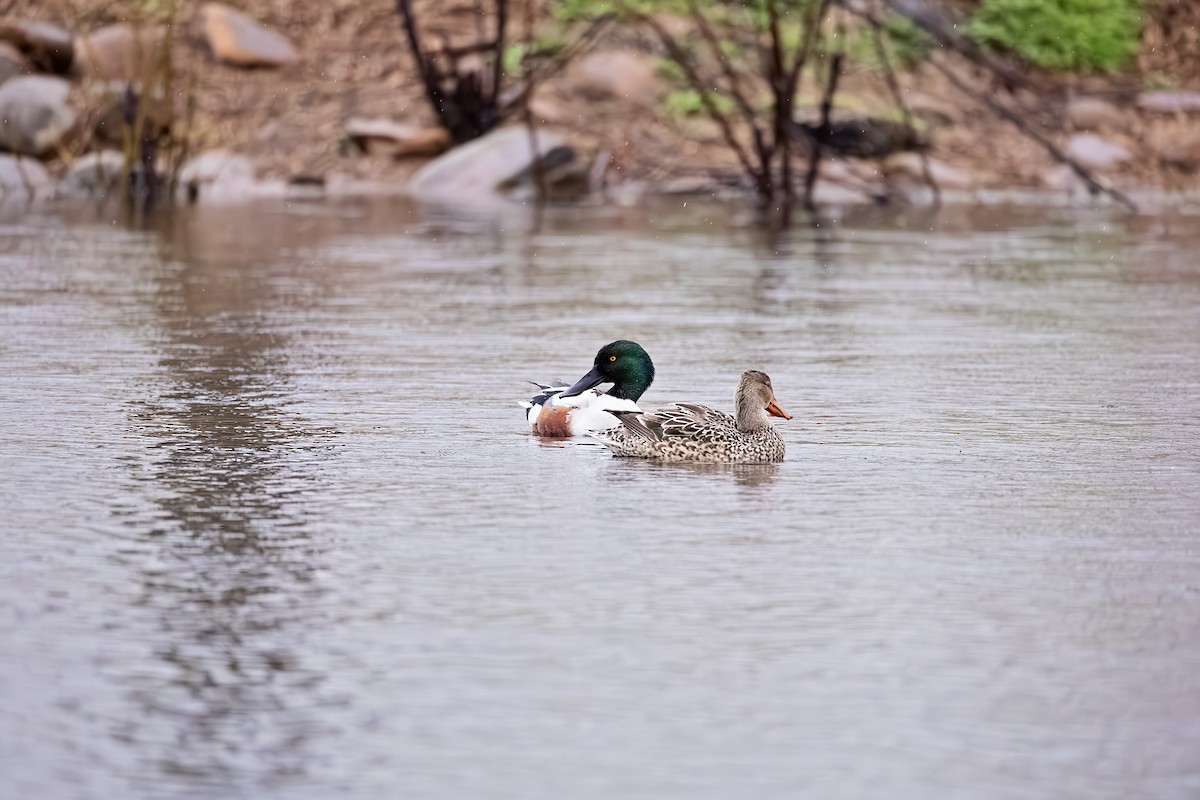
[1,198,1198,799]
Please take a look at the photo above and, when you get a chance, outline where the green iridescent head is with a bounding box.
[562,340,655,401]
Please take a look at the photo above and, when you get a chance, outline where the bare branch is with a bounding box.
[836,0,1136,212]
[867,3,939,205]
[803,52,842,210]
[622,2,768,196]
[491,0,508,106]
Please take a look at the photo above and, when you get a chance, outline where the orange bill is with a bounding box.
[766,398,792,420]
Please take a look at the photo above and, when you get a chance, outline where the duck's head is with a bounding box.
[736,370,792,429]
[562,340,655,401]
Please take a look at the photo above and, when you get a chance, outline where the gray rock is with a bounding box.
[0,76,76,157]
[179,150,257,200]
[1065,134,1131,171]
[0,42,30,85]
[0,19,74,74]
[201,3,297,68]
[1137,91,1200,114]
[65,151,126,195]
[1066,97,1124,132]
[0,153,50,192]
[496,145,591,199]
[408,126,565,202]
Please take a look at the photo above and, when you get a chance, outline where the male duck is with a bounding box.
[594,370,792,463]
[523,340,655,437]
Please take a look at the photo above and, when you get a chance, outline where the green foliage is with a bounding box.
[844,14,933,70]
[503,42,527,76]
[880,15,933,68]
[664,89,735,118]
[968,0,1143,73]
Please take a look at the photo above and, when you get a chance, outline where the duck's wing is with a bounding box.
[615,403,737,443]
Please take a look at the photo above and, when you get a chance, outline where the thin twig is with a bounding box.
[623,3,767,197]
[928,57,1136,210]
[867,4,940,206]
[686,2,755,119]
[490,0,508,106]
[395,0,446,127]
[498,13,613,120]
[803,52,842,210]
[838,0,1136,212]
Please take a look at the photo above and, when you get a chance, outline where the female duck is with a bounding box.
[523,340,655,437]
[594,370,791,463]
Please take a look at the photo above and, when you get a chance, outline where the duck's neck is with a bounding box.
[735,387,770,433]
[610,366,653,401]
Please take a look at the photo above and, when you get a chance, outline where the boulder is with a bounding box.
[0,19,74,74]
[74,24,163,82]
[574,51,663,105]
[496,145,591,199]
[0,153,50,193]
[65,151,126,195]
[1066,97,1124,132]
[0,76,76,157]
[407,126,566,202]
[1137,91,1200,114]
[343,118,451,158]
[1065,134,1131,171]
[201,4,297,68]
[0,42,29,84]
[178,150,258,200]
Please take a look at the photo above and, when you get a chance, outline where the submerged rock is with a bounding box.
[1065,134,1132,171]
[201,3,297,68]
[0,19,74,74]
[407,126,566,202]
[343,118,451,158]
[0,76,76,157]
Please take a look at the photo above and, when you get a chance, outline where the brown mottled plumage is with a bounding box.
[594,370,791,463]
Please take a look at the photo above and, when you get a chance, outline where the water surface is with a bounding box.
[1,198,1198,799]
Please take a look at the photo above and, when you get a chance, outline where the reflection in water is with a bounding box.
[2,199,1199,800]
[120,212,339,789]
[636,460,781,488]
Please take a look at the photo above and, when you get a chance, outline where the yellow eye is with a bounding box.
[609,355,617,362]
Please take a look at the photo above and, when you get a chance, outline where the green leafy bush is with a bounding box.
[969,0,1143,73]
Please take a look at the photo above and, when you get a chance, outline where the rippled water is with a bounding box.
[1,198,1198,799]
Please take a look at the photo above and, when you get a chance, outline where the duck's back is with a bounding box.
[596,403,785,463]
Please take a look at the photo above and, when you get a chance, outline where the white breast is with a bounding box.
[548,390,640,435]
